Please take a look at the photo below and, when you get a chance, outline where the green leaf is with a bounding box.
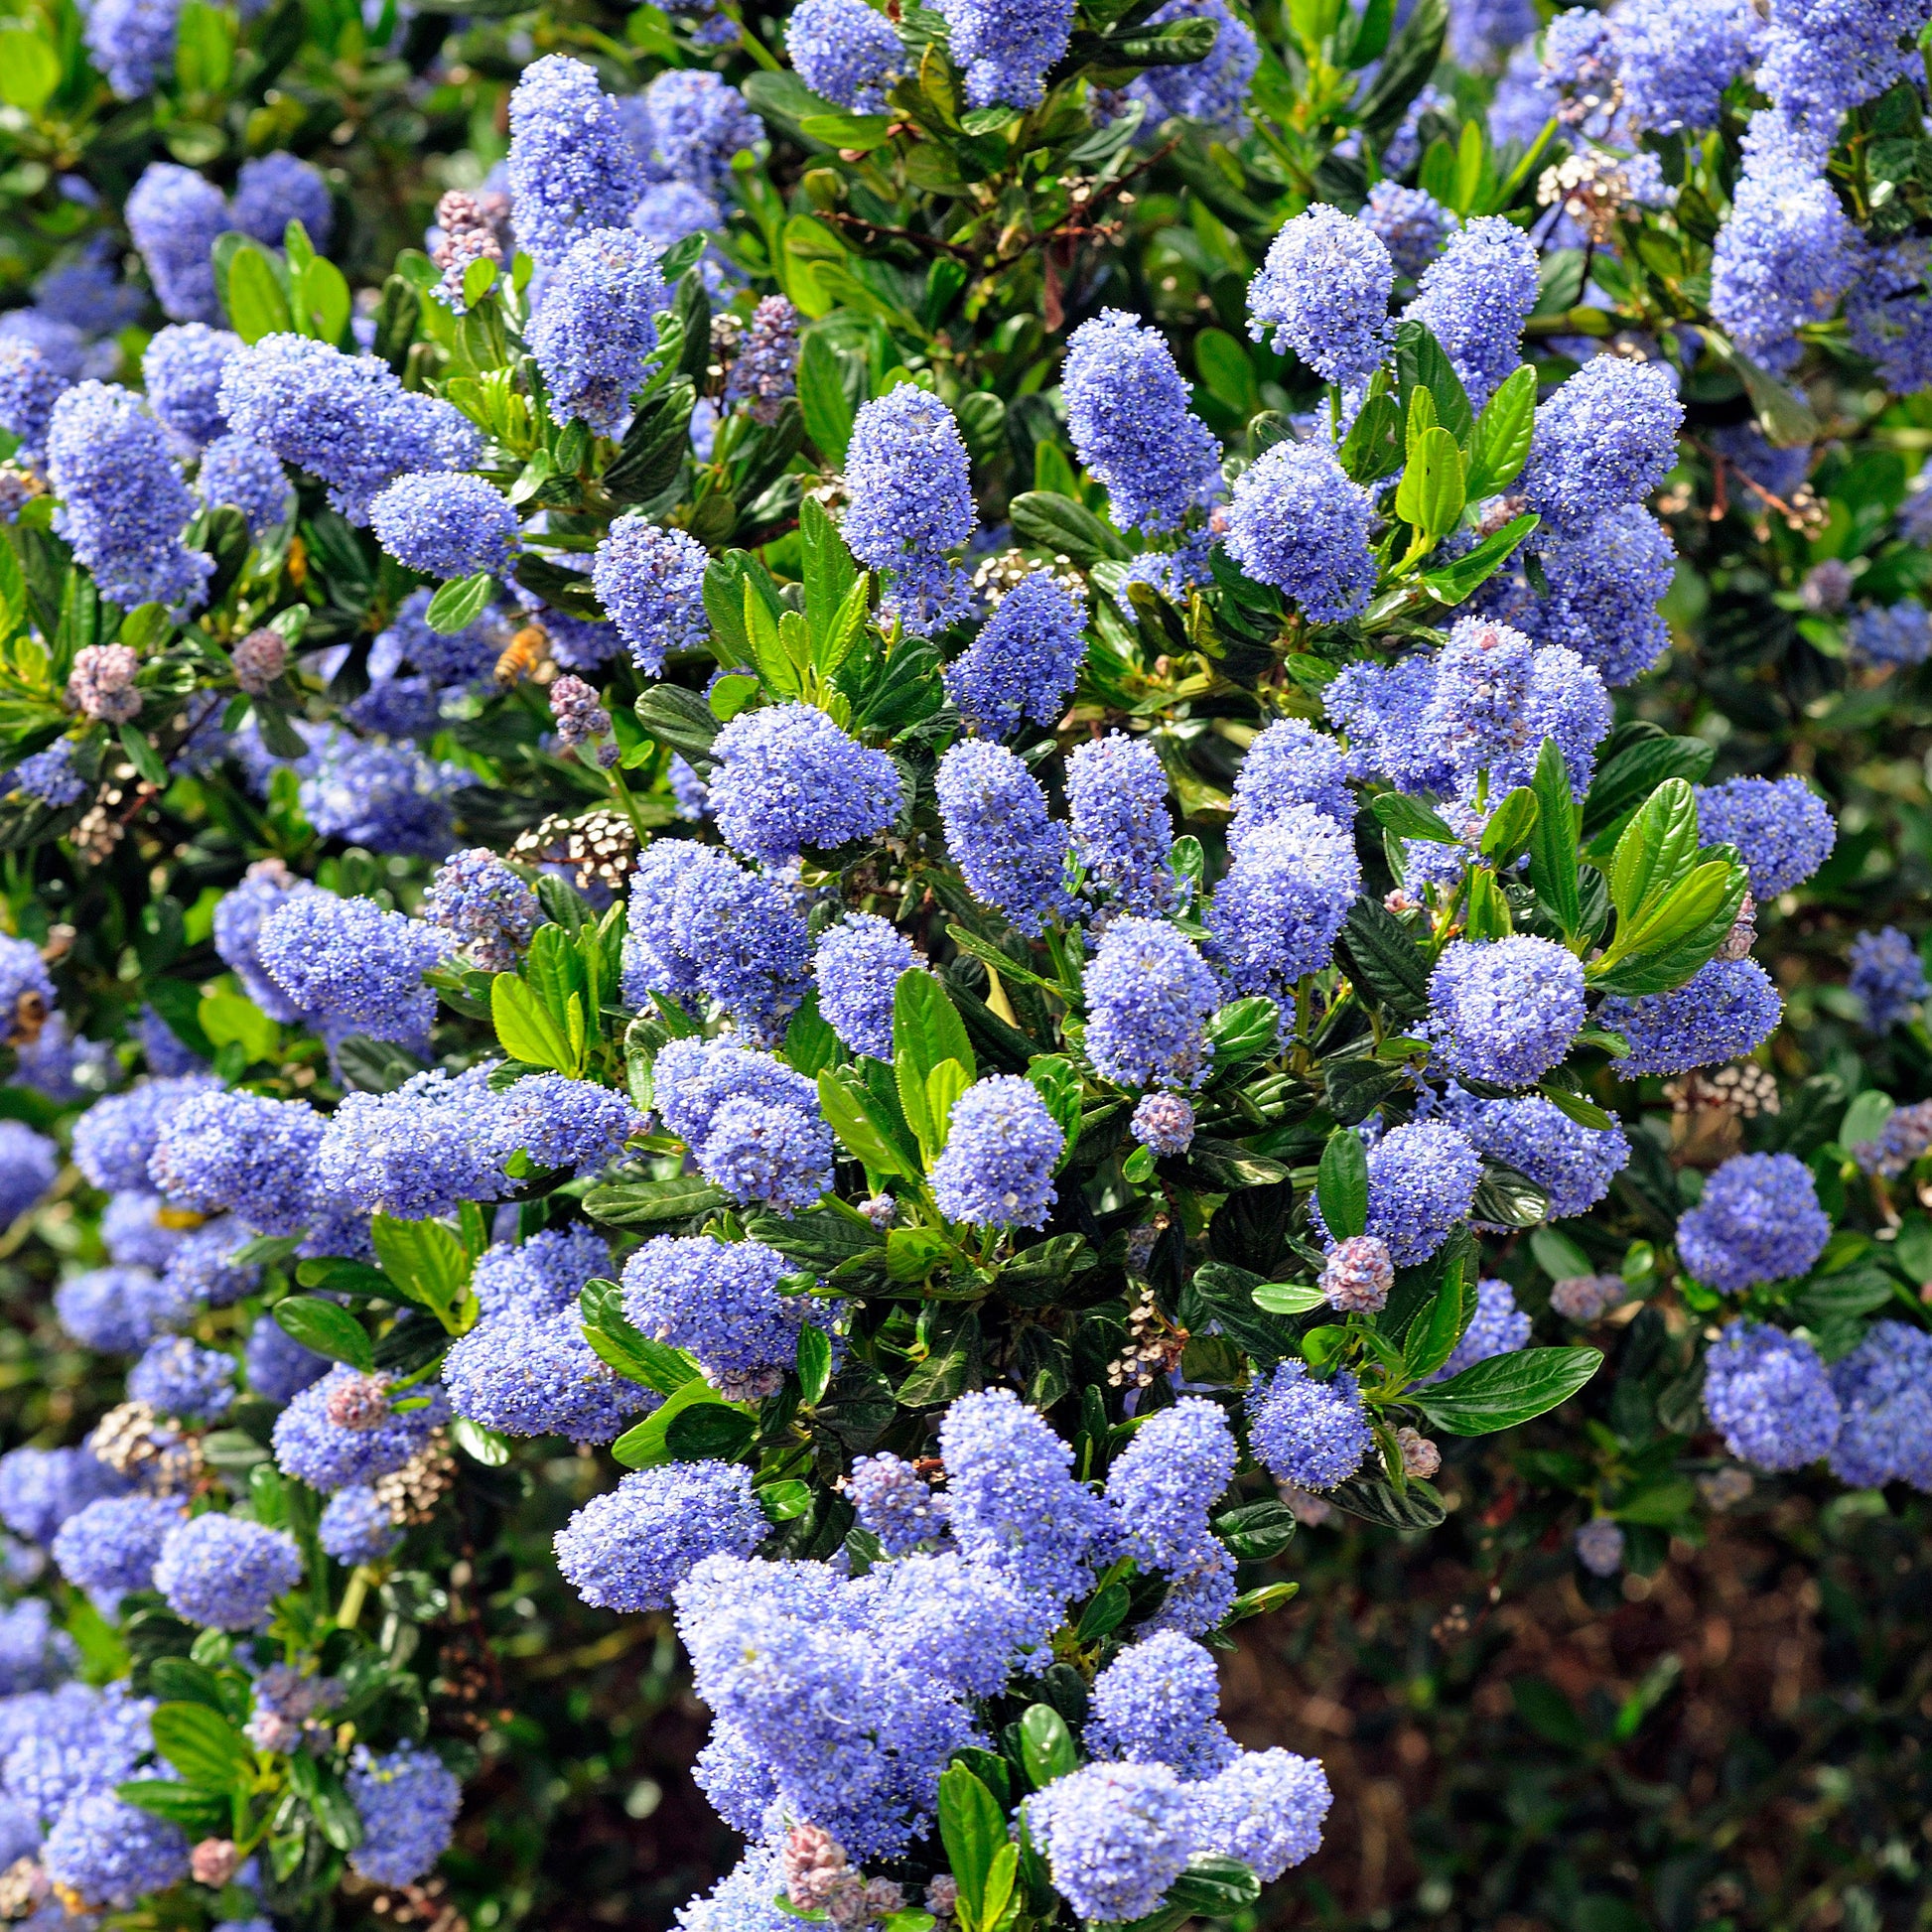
[1252,1280,1327,1313]
[818,1066,918,1179]
[198,991,280,1064]
[1582,728,1714,847]
[1328,1473,1449,1530]
[633,684,722,764]
[610,1377,750,1469]
[582,1173,732,1227]
[1480,786,1540,868]
[1420,512,1538,606]
[368,1213,476,1334]
[426,571,495,634]
[1602,857,1743,972]
[1402,1261,1472,1381]
[491,972,575,1073]
[1410,1345,1602,1435]
[799,109,895,149]
[1528,738,1583,936]
[1204,997,1282,1069]
[0,27,61,110]
[1463,363,1539,498]
[1009,489,1131,565]
[1370,791,1459,844]
[298,255,352,345]
[1335,895,1432,1019]
[1026,1054,1083,1172]
[938,1762,1004,1932]
[1337,389,1404,483]
[273,1296,373,1372]
[116,1780,230,1835]
[452,1417,511,1465]
[895,970,975,1086]
[1316,1130,1369,1240]
[222,243,292,344]
[1167,1856,1262,1917]
[604,378,695,504]
[1355,0,1446,141]
[796,1322,834,1406]
[1019,1703,1077,1790]
[1607,777,1701,925]
[579,1278,699,1394]
[797,331,858,464]
[151,1701,251,1791]
[1395,317,1474,446]
[1394,424,1466,539]
[462,252,498,309]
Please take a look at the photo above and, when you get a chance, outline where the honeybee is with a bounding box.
[495,622,551,684]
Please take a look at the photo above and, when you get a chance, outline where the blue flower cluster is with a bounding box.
[944,572,1088,739]
[1849,926,1928,1032]
[1677,1152,1831,1293]
[709,702,902,867]
[1694,775,1836,898]
[653,1035,833,1211]
[841,385,977,632]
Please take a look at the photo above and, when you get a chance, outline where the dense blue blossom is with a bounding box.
[1063,310,1222,535]
[1362,182,1454,279]
[346,1743,462,1886]
[590,516,709,674]
[1230,718,1353,842]
[1205,803,1359,1001]
[635,70,763,197]
[1247,206,1393,384]
[231,151,333,248]
[1191,1748,1331,1881]
[1026,1761,1195,1922]
[813,913,917,1059]
[1695,775,1836,898]
[0,1123,57,1228]
[422,849,541,974]
[444,1299,650,1442]
[507,56,645,262]
[1357,1121,1482,1266]
[198,433,294,535]
[934,740,1075,934]
[1133,0,1260,127]
[273,1368,451,1492]
[1522,355,1684,535]
[945,572,1087,739]
[1425,617,1611,799]
[0,1447,126,1548]
[622,840,812,1039]
[54,1265,188,1353]
[256,894,447,1046]
[556,1461,766,1609]
[1828,1321,1932,1491]
[1677,1153,1831,1292]
[939,1388,1109,1600]
[709,702,901,867]
[1066,733,1176,915]
[529,228,666,435]
[1848,925,1928,1033]
[1401,215,1539,408]
[623,1233,836,1400]
[10,740,84,808]
[1756,0,1930,120]
[1451,1093,1629,1221]
[1703,1320,1841,1471]
[1710,114,1860,371]
[43,1793,188,1909]
[1323,653,1457,794]
[1428,936,1587,1086]
[218,333,483,524]
[50,1496,180,1599]
[935,0,1075,109]
[1247,1361,1371,1489]
[1508,506,1675,686]
[45,382,209,611]
[82,0,182,98]
[1597,957,1782,1074]
[128,1337,235,1421]
[1103,1397,1236,1576]
[1613,0,1764,133]
[0,340,69,461]
[1848,602,1932,671]
[651,1035,833,1212]
[1085,917,1218,1090]
[930,1075,1064,1229]
[1086,1631,1237,1777]
[153,1513,302,1628]
[785,0,902,111]
[318,1066,510,1220]
[847,1453,948,1555]
[1431,1277,1531,1382]
[70,1075,218,1195]
[371,472,520,581]
[125,163,226,323]
[1224,437,1376,621]
[842,385,977,632]
[318,1486,403,1565]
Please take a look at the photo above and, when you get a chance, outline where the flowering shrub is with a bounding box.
[0,0,1927,1926]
